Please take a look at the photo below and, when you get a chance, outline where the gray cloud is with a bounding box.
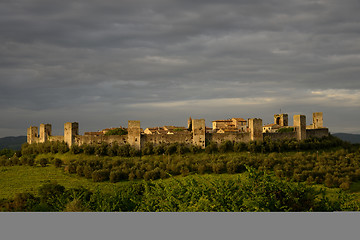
[1,0,360,137]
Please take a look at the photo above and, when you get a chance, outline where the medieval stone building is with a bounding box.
[27,112,328,150]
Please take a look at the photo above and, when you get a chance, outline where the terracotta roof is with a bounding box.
[163,126,186,130]
[212,120,232,122]
[263,123,280,128]
[232,118,247,122]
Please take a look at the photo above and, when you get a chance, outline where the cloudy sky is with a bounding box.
[1,0,360,137]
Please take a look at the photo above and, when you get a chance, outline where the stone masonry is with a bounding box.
[27,112,329,150]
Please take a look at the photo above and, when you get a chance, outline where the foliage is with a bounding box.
[54,158,63,168]
[2,166,360,212]
[173,128,185,132]
[104,128,128,136]
[39,158,48,167]
[92,169,110,182]
[0,148,16,158]
[277,127,294,133]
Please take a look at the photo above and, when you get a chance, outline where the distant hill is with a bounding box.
[332,133,360,144]
[0,136,26,150]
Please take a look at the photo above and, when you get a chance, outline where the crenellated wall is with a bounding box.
[48,136,64,142]
[306,128,329,138]
[75,135,128,146]
[141,132,193,147]
[26,112,330,149]
[206,132,251,144]
[263,132,297,141]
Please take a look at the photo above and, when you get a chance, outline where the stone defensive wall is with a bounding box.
[263,132,298,141]
[141,132,193,147]
[27,113,329,150]
[206,132,251,144]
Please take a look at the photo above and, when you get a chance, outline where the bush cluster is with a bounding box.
[2,168,360,212]
[13,135,360,188]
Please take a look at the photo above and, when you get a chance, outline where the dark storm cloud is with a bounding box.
[1,0,360,136]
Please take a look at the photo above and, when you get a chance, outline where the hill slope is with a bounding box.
[333,133,360,144]
[0,136,26,150]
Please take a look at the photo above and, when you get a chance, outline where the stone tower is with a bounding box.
[27,126,39,144]
[312,112,323,129]
[128,120,141,150]
[294,115,306,141]
[248,118,263,141]
[192,119,206,149]
[39,124,52,143]
[274,114,288,126]
[187,116,192,130]
[64,122,79,147]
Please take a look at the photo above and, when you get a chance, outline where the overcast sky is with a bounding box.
[1,0,360,137]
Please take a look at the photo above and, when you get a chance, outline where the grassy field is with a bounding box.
[0,165,135,200]
[0,163,354,202]
[0,163,250,200]
[2,148,360,203]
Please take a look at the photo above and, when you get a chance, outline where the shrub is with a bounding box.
[165,144,177,155]
[70,145,83,154]
[95,143,109,156]
[20,156,28,165]
[0,156,7,166]
[110,170,128,183]
[38,183,65,203]
[128,171,136,181]
[129,148,140,157]
[197,163,207,174]
[234,142,247,152]
[219,141,233,153]
[28,157,35,166]
[83,165,93,179]
[104,128,128,136]
[212,162,225,174]
[160,169,169,179]
[180,166,190,177]
[205,142,218,154]
[107,143,119,157]
[65,162,78,174]
[8,156,20,166]
[64,199,88,212]
[83,144,95,155]
[76,165,85,177]
[226,161,239,174]
[118,144,131,157]
[189,145,202,154]
[142,142,154,155]
[277,127,294,133]
[340,181,351,190]
[0,148,16,158]
[92,169,110,182]
[54,158,63,168]
[13,192,39,211]
[39,158,48,167]
[154,144,165,155]
[177,144,190,155]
